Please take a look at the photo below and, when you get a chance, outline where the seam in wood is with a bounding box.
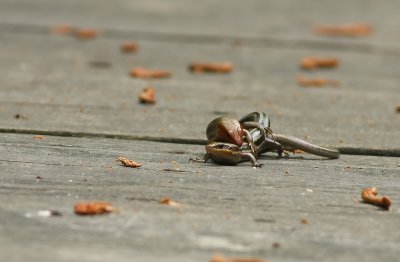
[1,128,400,157]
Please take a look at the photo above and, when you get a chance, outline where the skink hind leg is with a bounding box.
[241,152,263,167]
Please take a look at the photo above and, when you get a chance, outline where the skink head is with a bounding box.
[205,142,243,165]
[206,117,244,146]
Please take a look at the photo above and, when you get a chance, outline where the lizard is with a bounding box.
[191,112,340,167]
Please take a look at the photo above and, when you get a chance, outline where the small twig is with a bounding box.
[74,202,117,215]
[75,28,99,39]
[189,62,233,74]
[121,42,139,53]
[130,67,171,79]
[210,254,264,262]
[116,157,142,168]
[159,197,182,209]
[300,57,339,70]
[297,76,339,87]
[361,187,391,210]
[314,23,373,37]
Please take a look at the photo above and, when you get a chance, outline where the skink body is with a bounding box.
[202,112,340,167]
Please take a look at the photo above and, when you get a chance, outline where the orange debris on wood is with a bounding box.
[361,187,391,210]
[210,254,264,262]
[297,76,339,87]
[300,57,339,70]
[130,67,171,79]
[33,135,45,140]
[116,157,142,168]
[74,202,116,215]
[75,28,99,39]
[121,42,139,53]
[159,197,182,208]
[301,218,310,224]
[51,24,74,35]
[314,23,373,37]
[138,86,156,104]
[189,62,233,73]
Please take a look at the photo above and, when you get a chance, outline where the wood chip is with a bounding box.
[297,76,339,87]
[189,62,233,74]
[51,24,74,35]
[361,187,391,210]
[301,218,310,224]
[159,197,182,208]
[74,202,117,215]
[75,28,99,39]
[33,135,45,140]
[138,86,156,104]
[314,23,373,37]
[121,42,139,53]
[396,103,400,113]
[210,254,264,262]
[130,67,171,79]
[116,157,142,168]
[300,57,339,70]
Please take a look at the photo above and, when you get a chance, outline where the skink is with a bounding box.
[195,112,340,167]
[240,112,340,159]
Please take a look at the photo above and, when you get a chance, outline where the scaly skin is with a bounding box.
[194,112,340,167]
[204,142,262,167]
[206,116,262,156]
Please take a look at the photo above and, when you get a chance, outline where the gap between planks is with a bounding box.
[1,128,400,158]
[1,22,400,56]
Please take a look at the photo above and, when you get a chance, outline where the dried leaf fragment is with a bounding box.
[74,202,116,215]
[396,103,400,113]
[160,197,182,208]
[189,62,233,74]
[300,57,339,70]
[33,135,45,140]
[138,86,156,104]
[314,23,373,37]
[297,76,339,87]
[121,42,139,53]
[301,218,310,224]
[361,187,391,210]
[116,157,142,168]
[51,24,74,35]
[75,28,99,39]
[210,254,264,262]
[130,67,171,79]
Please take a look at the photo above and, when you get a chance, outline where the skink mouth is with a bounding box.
[229,129,243,146]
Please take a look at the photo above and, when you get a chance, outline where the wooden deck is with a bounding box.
[0,1,399,261]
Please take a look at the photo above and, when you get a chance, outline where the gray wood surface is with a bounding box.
[1,0,400,50]
[0,32,399,152]
[1,134,400,262]
[1,0,400,261]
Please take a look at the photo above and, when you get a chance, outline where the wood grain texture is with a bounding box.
[1,0,400,50]
[0,32,399,151]
[1,134,399,262]
[1,1,400,261]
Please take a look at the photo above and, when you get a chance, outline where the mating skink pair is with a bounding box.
[194,112,340,167]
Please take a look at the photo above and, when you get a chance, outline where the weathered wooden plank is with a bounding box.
[1,133,399,261]
[1,0,400,50]
[0,33,399,151]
